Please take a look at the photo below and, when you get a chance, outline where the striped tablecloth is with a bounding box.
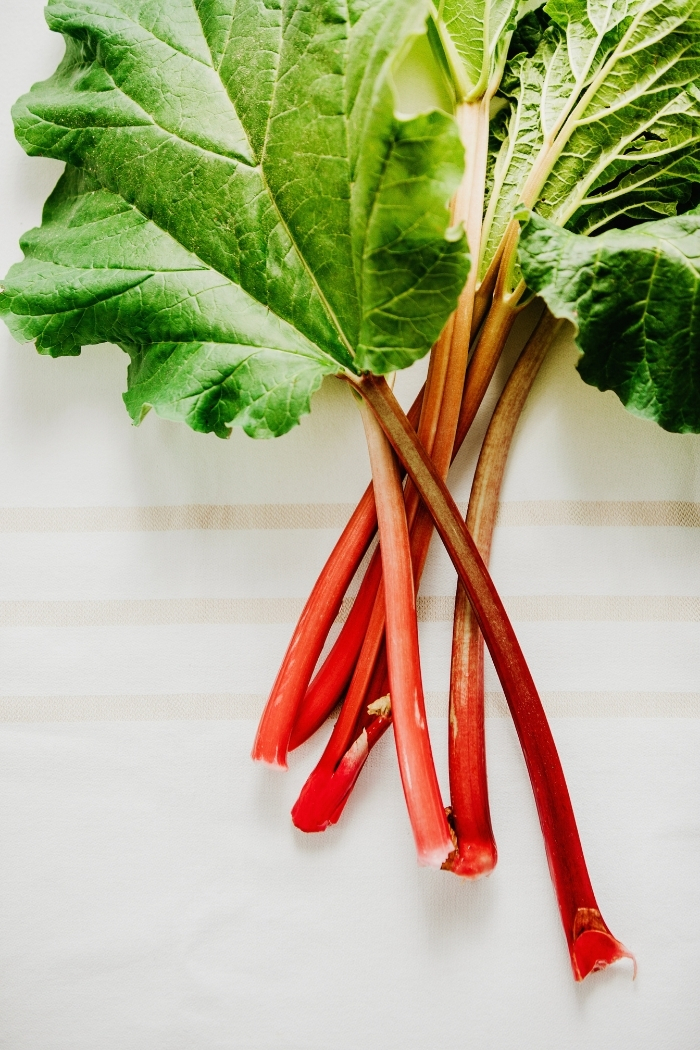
[1,7,699,1048]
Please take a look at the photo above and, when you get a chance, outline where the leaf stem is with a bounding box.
[298,286,533,829]
[455,277,523,449]
[356,395,453,867]
[252,392,423,767]
[291,588,386,831]
[288,544,383,751]
[287,312,453,756]
[354,373,634,979]
[446,308,563,878]
[431,98,492,476]
[292,500,436,831]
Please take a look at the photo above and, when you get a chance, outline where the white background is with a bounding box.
[1,3,700,1047]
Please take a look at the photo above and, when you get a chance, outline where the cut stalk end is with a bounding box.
[291,732,369,833]
[442,840,497,879]
[251,741,288,770]
[418,841,454,870]
[570,909,636,982]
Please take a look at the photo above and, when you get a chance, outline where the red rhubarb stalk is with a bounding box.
[292,496,446,832]
[299,659,391,830]
[446,308,563,879]
[288,385,450,758]
[288,308,453,754]
[288,544,383,750]
[286,323,452,757]
[292,371,456,818]
[292,582,387,831]
[251,482,378,768]
[293,281,525,822]
[252,392,423,767]
[292,308,461,832]
[356,373,633,979]
[355,395,453,868]
[313,695,393,829]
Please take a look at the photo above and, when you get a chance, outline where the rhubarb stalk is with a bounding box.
[251,482,378,768]
[286,311,455,758]
[356,373,633,979]
[293,268,524,823]
[252,392,423,767]
[292,583,387,831]
[288,544,383,751]
[446,308,563,878]
[355,395,453,868]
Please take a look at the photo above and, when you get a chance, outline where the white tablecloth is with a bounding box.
[1,4,699,1046]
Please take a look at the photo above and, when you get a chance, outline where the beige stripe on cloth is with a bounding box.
[1,500,700,532]
[0,692,696,721]
[2,594,700,627]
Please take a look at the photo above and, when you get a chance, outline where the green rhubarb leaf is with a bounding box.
[0,0,469,438]
[438,0,520,98]
[482,9,547,204]
[566,154,700,234]
[436,0,544,101]
[519,209,700,432]
[3,166,339,438]
[481,0,700,278]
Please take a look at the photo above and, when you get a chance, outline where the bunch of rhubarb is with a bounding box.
[4,0,700,982]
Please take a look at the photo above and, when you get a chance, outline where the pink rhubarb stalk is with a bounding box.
[293,283,525,823]
[252,393,423,767]
[292,584,387,831]
[355,395,453,868]
[446,308,563,878]
[356,373,633,979]
[288,544,383,751]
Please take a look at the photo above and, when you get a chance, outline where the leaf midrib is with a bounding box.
[573,41,698,127]
[254,0,357,365]
[62,0,358,370]
[553,91,700,223]
[582,150,697,203]
[516,0,699,224]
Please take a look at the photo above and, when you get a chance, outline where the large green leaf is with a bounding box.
[565,153,700,234]
[0,0,469,438]
[437,0,524,98]
[481,0,700,278]
[519,209,700,432]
